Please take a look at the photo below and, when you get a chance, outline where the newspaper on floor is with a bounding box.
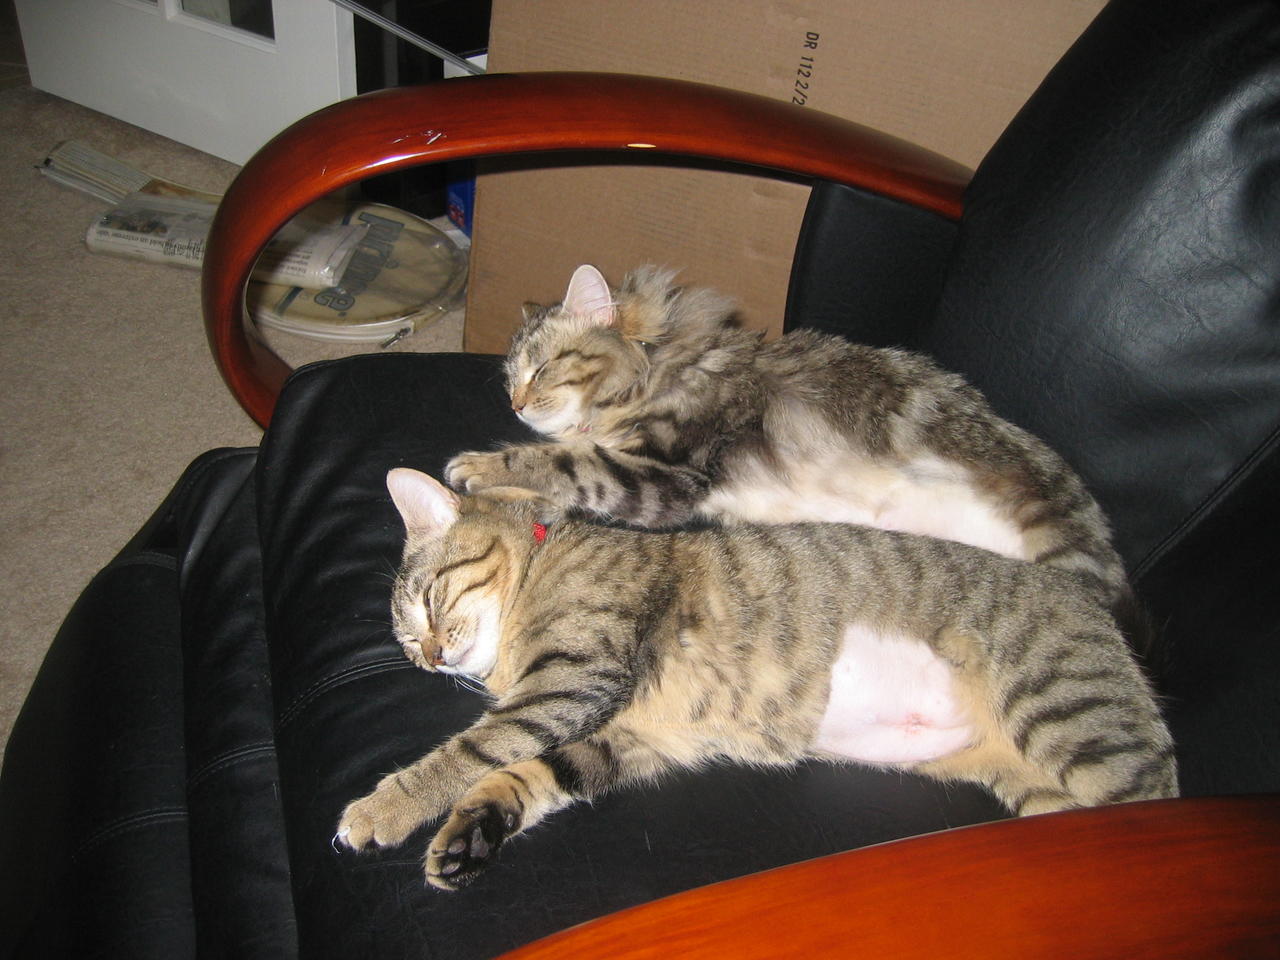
[86,192,368,290]
[39,139,469,343]
[43,141,366,290]
[39,139,223,204]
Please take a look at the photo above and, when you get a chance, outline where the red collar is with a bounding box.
[532,522,547,544]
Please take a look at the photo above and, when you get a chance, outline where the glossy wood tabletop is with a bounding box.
[498,795,1280,959]
[201,72,973,426]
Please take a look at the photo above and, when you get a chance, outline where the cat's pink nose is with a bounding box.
[511,399,525,413]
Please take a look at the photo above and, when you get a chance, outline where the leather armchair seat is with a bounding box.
[3,1,1278,956]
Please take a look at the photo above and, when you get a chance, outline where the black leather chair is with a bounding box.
[3,1,1278,956]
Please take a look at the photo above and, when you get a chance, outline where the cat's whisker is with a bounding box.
[451,673,487,696]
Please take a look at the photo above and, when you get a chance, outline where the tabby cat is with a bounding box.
[446,265,1137,623]
[334,468,1176,889]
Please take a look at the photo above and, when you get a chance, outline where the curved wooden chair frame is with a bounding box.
[201,72,971,427]
[498,795,1279,959]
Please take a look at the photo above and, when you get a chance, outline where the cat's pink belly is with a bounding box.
[813,624,974,766]
[704,453,1031,561]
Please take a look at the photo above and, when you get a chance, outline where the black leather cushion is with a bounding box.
[0,448,285,960]
[0,448,281,960]
[175,451,298,955]
[256,353,1006,959]
[0,553,194,959]
[1136,442,1280,797]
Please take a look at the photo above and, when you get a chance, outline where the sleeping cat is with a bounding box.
[335,468,1176,889]
[445,265,1138,626]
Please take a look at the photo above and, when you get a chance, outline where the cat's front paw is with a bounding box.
[425,802,514,890]
[445,450,511,493]
[399,638,432,671]
[335,772,432,852]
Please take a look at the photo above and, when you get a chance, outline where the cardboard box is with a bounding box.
[464,0,1105,354]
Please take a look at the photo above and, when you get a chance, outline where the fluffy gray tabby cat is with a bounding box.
[335,469,1176,889]
[446,265,1138,626]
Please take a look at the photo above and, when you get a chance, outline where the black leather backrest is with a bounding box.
[914,0,1280,579]
[785,182,957,346]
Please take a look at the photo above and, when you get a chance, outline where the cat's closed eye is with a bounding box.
[508,360,543,395]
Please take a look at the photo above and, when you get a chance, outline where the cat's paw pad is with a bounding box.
[335,776,428,852]
[425,803,513,890]
[445,451,508,492]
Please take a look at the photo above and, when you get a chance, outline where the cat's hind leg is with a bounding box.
[921,689,1178,817]
[923,737,1080,816]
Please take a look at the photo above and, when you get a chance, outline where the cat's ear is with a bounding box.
[562,264,616,327]
[386,468,460,538]
[521,302,548,325]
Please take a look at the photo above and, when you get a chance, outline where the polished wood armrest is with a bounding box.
[499,795,1280,959]
[202,72,972,426]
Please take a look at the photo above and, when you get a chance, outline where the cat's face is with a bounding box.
[387,469,512,681]
[505,321,644,438]
[505,265,648,439]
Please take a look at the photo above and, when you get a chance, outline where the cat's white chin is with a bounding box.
[439,643,496,681]
[521,404,587,440]
[436,642,472,671]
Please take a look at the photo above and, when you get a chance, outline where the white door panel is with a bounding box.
[15,0,356,164]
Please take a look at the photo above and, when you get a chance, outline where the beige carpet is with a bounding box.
[0,84,465,762]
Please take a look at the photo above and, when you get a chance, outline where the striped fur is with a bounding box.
[335,470,1176,889]
[446,265,1138,630]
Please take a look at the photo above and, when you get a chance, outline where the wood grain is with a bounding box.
[498,795,1280,959]
[201,72,972,426]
